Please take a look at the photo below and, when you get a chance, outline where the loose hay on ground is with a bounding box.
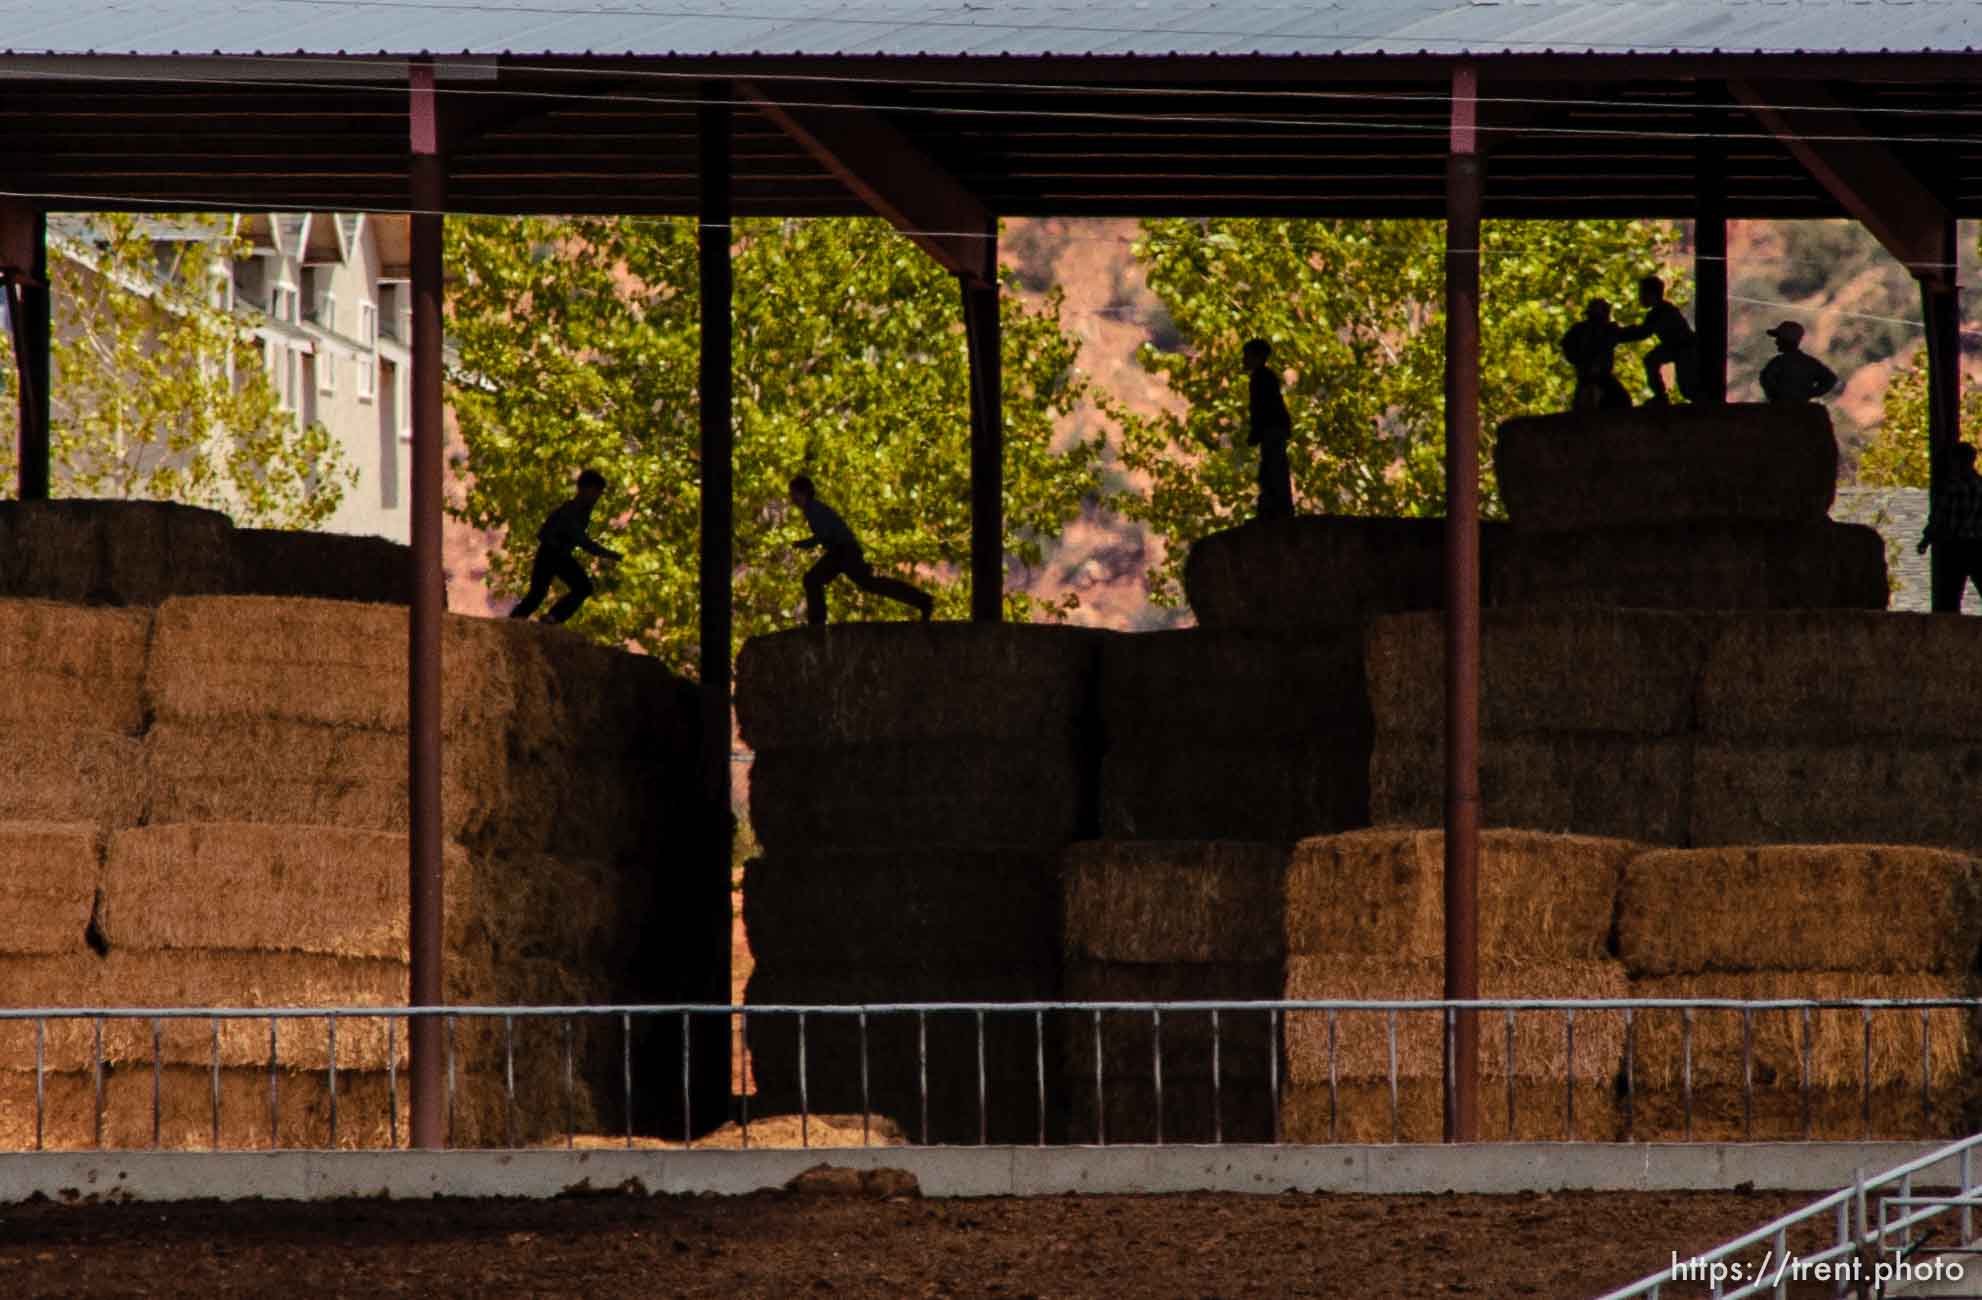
[1286,830,1632,961]
[0,601,150,733]
[1062,841,1288,964]
[0,823,101,956]
[1618,845,1982,976]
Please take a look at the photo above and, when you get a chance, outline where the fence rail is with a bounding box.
[0,998,1974,1153]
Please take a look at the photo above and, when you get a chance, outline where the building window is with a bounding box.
[320,349,337,395]
[271,284,296,323]
[357,302,377,400]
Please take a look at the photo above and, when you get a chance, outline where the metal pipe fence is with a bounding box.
[0,998,1973,1152]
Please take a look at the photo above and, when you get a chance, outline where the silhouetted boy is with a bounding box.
[1244,338,1294,521]
[1617,276,1700,404]
[509,468,623,624]
[788,474,934,626]
[1759,320,1838,403]
[1920,442,1982,613]
[1560,299,1632,412]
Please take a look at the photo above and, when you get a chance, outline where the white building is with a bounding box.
[45,211,417,544]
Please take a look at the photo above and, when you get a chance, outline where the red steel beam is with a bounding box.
[962,254,1003,622]
[1730,79,1953,286]
[1,204,48,501]
[740,80,994,285]
[407,61,448,1151]
[1442,61,1483,1146]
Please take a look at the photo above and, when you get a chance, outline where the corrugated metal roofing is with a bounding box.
[3,0,1982,61]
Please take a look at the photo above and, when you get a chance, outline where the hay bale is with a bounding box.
[1699,612,1982,741]
[1623,1083,1974,1143]
[1098,627,1370,744]
[1061,959,1282,1083]
[1619,845,1982,976]
[1493,520,1887,612]
[735,623,1107,751]
[1625,972,1973,1093]
[0,1066,411,1152]
[1100,739,1370,844]
[477,754,677,865]
[0,731,145,829]
[1062,841,1287,964]
[0,823,101,956]
[145,597,511,737]
[496,621,701,764]
[747,742,1088,855]
[745,961,1061,1145]
[743,851,1060,969]
[1494,402,1838,532]
[1067,1075,1278,1145]
[1281,1079,1623,1144]
[231,529,416,606]
[1691,741,1982,851]
[1282,956,1629,1088]
[143,720,502,841]
[0,600,150,733]
[1370,733,1692,846]
[1365,609,1713,737]
[1286,830,1632,961]
[1183,516,1507,630]
[0,499,236,605]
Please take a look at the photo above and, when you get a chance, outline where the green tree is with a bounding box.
[446,216,1101,667]
[1108,218,1683,604]
[0,213,349,527]
[1857,346,1982,487]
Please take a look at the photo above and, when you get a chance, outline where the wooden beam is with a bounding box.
[1730,78,1953,284]
[741,80,993,284]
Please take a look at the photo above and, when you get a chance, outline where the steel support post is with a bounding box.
[696,84,737,1131]
[1694,129,1729,404]
[963,246,1003,624]
[1924,220,1962,611]
[7,207,48,500]
[1442,63,1484,1145]
[407,64,448,1150]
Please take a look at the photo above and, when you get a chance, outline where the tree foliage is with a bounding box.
[445,215,1101,667]
[1106,217,1683,603]
[0,213,349,528]
[1857,346,1982,488]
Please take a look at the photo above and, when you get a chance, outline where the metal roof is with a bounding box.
[2,0,1982,60]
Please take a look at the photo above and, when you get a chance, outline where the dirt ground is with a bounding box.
[0,1183,1866,1298]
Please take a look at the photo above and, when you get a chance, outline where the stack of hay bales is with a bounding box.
[736,624,1105,1143]
[1491,403,1886,611]
[0,501,235,605]
[1184,515,1505,631]
[1692,613,1982,849]
[1097,629,1370,843]
[1364,609,1710,844]
[1618,845,1981,1140]
[1060,841,1287,1142]
[1281,830,1634,1142]
[232,529,418,606]
[0,592,703,1148]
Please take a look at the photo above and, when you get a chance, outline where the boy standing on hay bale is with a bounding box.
[1616,275,1700,405]
[1560,299,1632,412]
[787,474,935,626]
[1920,441,1982,612]
[508,468,623,624]
[1243,338,1294,521]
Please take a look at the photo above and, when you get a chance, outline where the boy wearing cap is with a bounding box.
[1759,321,1838,403]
